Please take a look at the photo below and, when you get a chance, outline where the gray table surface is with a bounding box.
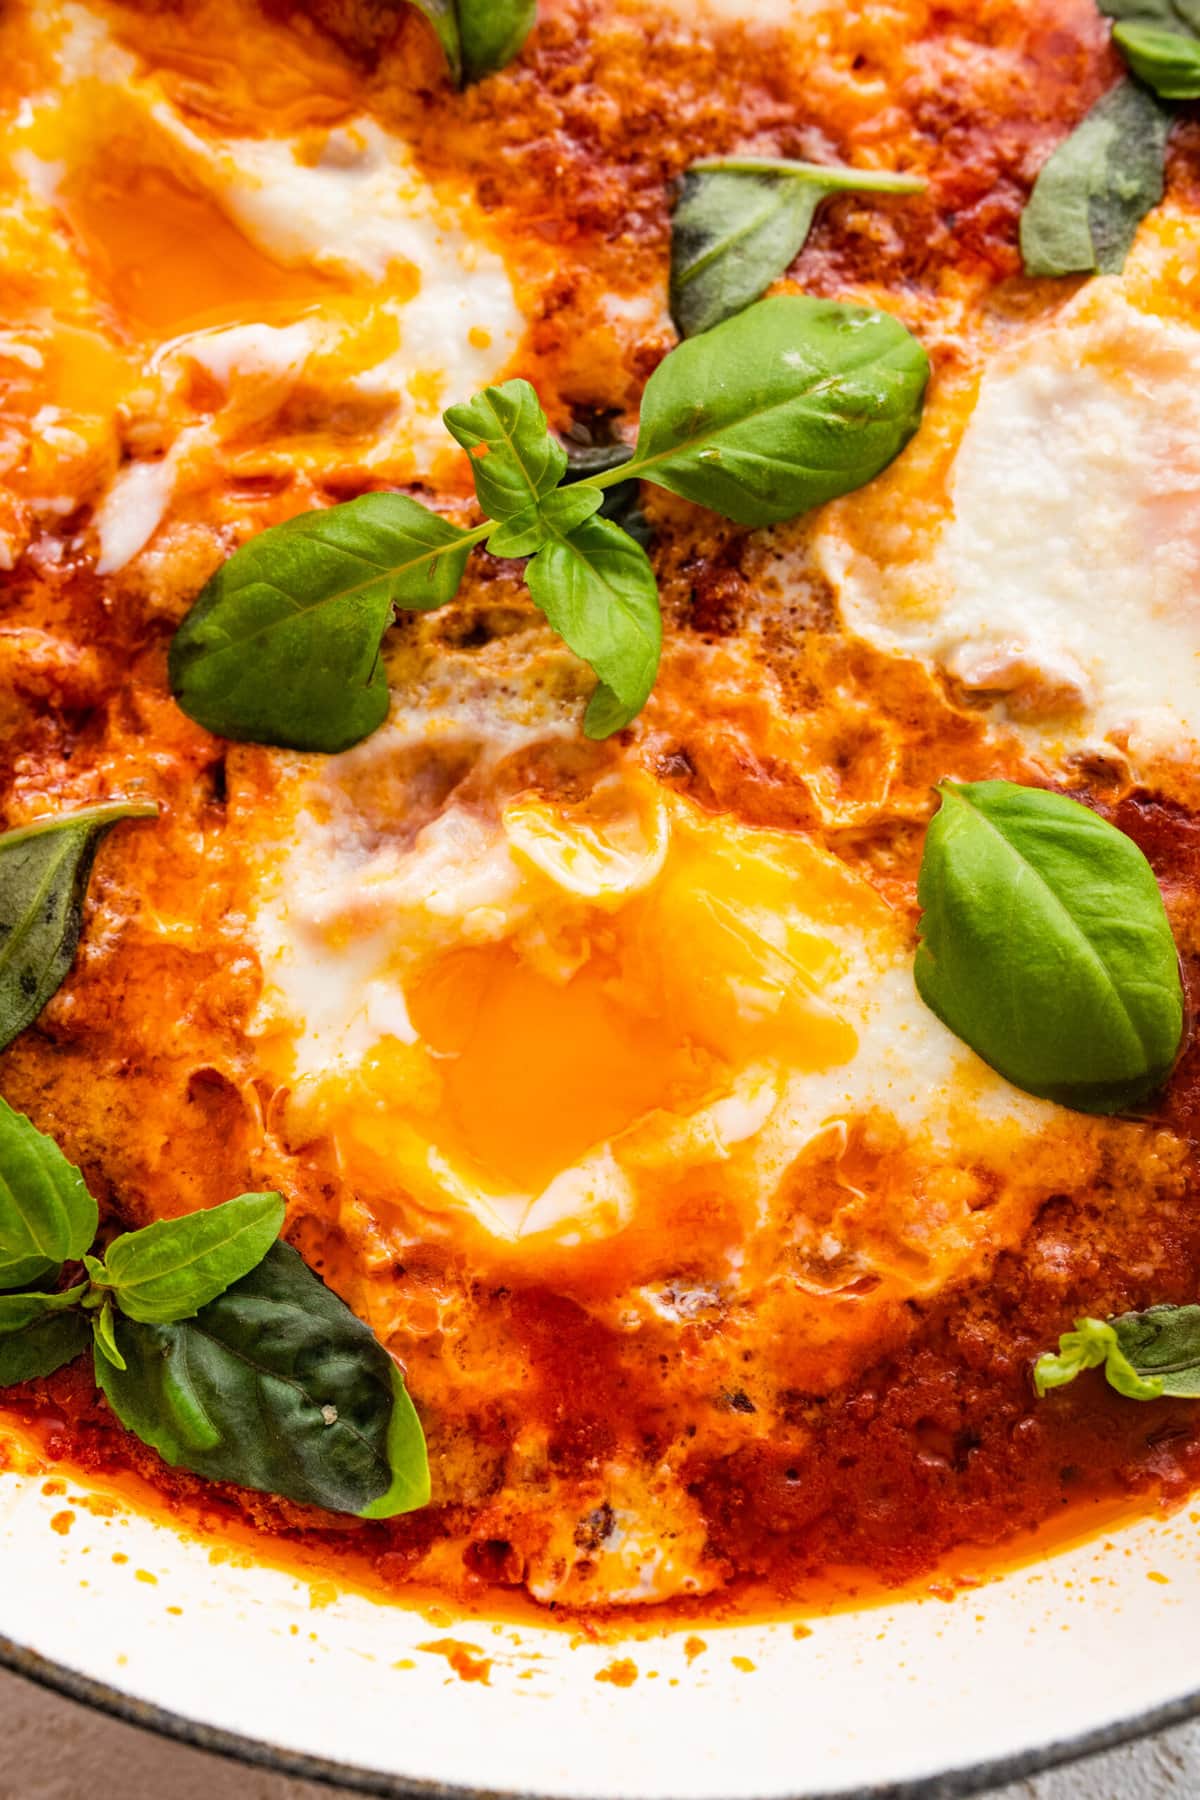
[0,1668,1191,1800]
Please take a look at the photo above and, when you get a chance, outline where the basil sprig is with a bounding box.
[670,157,926,339]
[1020,79,1170,278]
[0,802,157,1055]
[170,294,928,749]
[1112,21,1200,95]
[914,781,1184,1114]
[408,0,535,85]
[0,1106,429,1517]
[1035,1306,1200,1401]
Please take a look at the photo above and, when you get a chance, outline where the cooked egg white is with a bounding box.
[816,216,1200,799]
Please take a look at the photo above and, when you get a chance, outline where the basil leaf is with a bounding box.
[0,1097,98,1291]
[1019,80,1170,278]
[562,444,654,549]
[409,0,534,85]
[1100,0,1200,29]
[0,1288,89,1386]
[458,0,535,83]
[670,158,926,339]
[168,494,473,754]
[1035,1306,1200,1401]
[1113,22,1200,95]
[92,1297,126,1372]
[100,1191,285,1325]
[0,802,156,1054]
[95,1242,429,1517]
[915,782,1184,1114]
[444,379,567,522]
[625,294,929,528]
[485,485,602,559]
[525,515,662,738]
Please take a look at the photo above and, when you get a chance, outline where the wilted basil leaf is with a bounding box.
[562,443,653,549]
[0,1097,98,1291]
[169,494,473,754]
[525,515,662,738]
[96,1242,429,1517]
[1019,80,1170,277]
[99,1191,286,1325]
[626,294,929,528]
[1113,21,1200,95]
[915,782,1183,1114]
[0,802,156,1055]
[0,1287,89,1386]
[1035,1306,1200,1401]
[670,157,926,339]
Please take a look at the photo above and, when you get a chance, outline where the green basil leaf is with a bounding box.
[525,515,662,738]
[93,1297,126,1372]
[444,379,567,522]
[1035,1306,1200,1401]
[0,1291,90,1387]
[562,443,654,549]
[458,0,535,83]
[168,494,473,754]
[1019,80,1170,278]
[485,485,602,559]
[1099,0,1200,31]
[100,1191,285,1325]
[670,158,926,339]
[95,1242,429,1517]
[0,1097,98,1291]
[625,294,929,528]
[0,802,156,1055]
[1113,21,1200,95]
[409,0,534,86]
[914,781,1184,1114]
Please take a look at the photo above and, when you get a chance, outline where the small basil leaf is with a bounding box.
[95,1242,429,1517]
[409,0,534,86]
[0,1292,90,1387]
[458,0,535,83]
[93,1298,126,1372]
[486,486,602,559]
[1099,0,1200,29]
[915,781,1184,1114]
[0,802,156,1055]
[1113,22,1200,95]
[444,379,567,522]
[525,515,662,738]
[1019,80,1170,278]
[102,1191,285,1325]
[0,1097,98,1291]
[562,444,654,549]
[1035,1306,1200,1401]
[670,158,926,339]
[627,294,929,528]
[168,494,472,754]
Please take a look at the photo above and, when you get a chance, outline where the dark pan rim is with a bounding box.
[1,1625,1198,1800]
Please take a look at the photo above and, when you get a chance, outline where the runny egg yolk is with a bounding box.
[285,795,867,1265]
[406,945,715,1196]
[60,146,341,337]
